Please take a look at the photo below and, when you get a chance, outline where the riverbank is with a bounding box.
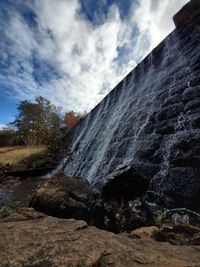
[0,146,56,218]
[0,145,58,209]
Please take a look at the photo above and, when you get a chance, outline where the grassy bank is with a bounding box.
[0,146,46,165]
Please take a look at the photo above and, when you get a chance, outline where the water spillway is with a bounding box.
[62,1,200,209]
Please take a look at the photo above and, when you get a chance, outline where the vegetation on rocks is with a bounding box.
[0,200,22,219]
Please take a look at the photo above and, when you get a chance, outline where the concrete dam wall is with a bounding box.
[62,0,200,209]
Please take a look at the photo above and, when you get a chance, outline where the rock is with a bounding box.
[156,224,200,245]
[149,132,200,209]
[101,197,153,233]
[172,213,190,225]
[2,208,46,222]
[30,172,95,221]
[128,224,200,246]
[99,166,149,200]
[91,166,155,233]
[173,0,200,27]
[1,211,200,267]
[28,171,152,232]
[129,226,160,240]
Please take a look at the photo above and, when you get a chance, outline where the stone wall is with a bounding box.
[61,2,200,210]
[173,0,200,27]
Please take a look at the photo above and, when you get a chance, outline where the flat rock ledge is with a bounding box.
[0,211,200,267]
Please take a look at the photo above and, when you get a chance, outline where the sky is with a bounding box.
[0,0,189,128]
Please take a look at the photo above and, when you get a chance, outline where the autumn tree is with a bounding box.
[64,111,87,129]
[13,96,62,146]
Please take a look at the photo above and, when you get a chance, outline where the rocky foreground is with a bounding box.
[1,173,200,266]
[0,210,200,267]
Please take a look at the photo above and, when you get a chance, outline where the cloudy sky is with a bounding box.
[0,0,188,127]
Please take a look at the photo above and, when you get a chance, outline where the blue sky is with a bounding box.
[0,0,188,127]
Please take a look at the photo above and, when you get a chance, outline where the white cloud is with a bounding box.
[132,0,189,52]
[0,124,8,130]
[0,0,189,113]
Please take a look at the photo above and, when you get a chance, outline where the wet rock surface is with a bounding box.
[29,172,154,233]
[61,13,200,210]
[98,166,149,200]
[29,172,200,234]
[1,210,200,267]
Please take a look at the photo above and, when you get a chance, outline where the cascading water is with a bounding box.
[61,8,200,208]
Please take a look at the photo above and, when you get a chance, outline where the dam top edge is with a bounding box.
[173,0,200,27]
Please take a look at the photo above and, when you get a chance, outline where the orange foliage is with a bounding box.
[64,112,81,129]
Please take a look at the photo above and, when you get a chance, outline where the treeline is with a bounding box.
[0,128,17,147]
[0,96,84,155]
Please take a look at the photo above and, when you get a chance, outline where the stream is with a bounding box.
[0,176,48,209]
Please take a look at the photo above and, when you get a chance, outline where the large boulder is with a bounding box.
[30,172,95,221]
[29,171,152,232]
[1,210,200,267]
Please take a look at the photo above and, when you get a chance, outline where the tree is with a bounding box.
[13,96,62,146]
[64,111,87,129]
[0,128,17,147]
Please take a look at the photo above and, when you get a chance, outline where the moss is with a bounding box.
[0,200,22,219]
[154,210,167,227]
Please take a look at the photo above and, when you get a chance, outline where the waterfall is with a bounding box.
[60,20,200,208]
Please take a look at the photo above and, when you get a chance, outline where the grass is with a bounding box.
[0,146,46,165]
[0,200,22,219]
